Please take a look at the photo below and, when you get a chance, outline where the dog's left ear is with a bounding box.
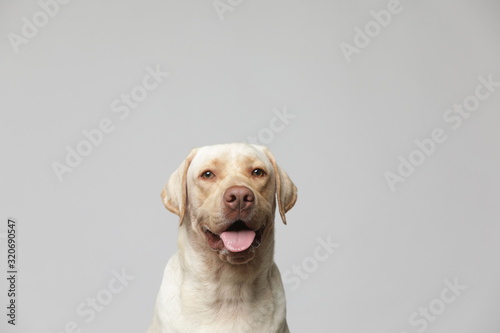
[161,148,198,225]
[262,147,298,225]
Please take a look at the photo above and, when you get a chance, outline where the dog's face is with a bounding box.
[162,143,297,265]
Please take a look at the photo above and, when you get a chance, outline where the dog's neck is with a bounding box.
[177,222,277,305]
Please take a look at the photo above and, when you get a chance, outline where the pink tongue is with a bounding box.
[220,230,256,252]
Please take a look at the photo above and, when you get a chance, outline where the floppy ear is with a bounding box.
[161,148,198,225]
[263,148,298,225]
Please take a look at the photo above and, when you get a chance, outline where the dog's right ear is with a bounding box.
[161,148,198,225]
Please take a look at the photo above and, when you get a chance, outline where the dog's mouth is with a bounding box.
[203,220,264,253]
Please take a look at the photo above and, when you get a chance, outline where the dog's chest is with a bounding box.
[183,282,280,330]
[161,277,285,332]
[155,254,287,332]
[179,303,282,333]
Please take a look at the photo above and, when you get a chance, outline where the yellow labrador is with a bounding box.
[147,143,297,333]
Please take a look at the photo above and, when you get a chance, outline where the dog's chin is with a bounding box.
[203,220,265,265]
[218,248,256,265]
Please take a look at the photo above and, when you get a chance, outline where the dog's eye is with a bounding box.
[200,171,215,179]
[252,168,266,177]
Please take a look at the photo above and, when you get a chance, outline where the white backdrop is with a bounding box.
[1,0,500,332]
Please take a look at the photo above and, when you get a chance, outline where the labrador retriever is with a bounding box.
[147,143,297,333]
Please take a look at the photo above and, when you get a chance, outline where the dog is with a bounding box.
[147,143,297,333]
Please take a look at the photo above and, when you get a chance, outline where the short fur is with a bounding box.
[147,143,297,333]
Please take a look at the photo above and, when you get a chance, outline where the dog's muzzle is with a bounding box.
[204,220,264,253]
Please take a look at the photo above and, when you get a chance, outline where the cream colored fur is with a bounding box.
[147,143,297,333]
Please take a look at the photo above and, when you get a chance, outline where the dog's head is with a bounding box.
[161,143,297,265]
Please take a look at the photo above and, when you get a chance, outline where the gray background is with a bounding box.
[1,0,500,332]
